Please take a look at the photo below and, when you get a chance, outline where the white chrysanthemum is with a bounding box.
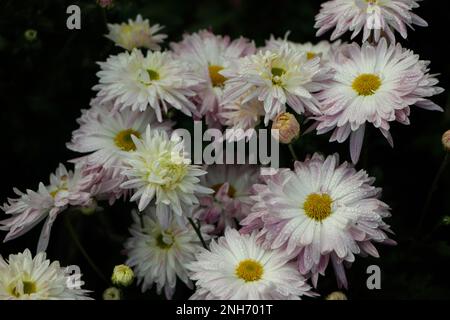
[125,209,208,299]
[241,153,395,288]
[1,163,97,252]
[187,228,315,300]
[67,102,172,174]
[221,45,331,125]
[265,35,340,64]
[94,49,203,122]
[171,30,255,128]
[106,14,167,51]
[0,249,91,300]
[314,39,443,163]
[195,164,260,234]
[315,0,428,42]
[120,125,213,216]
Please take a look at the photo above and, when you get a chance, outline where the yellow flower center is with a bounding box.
[208,65,227,87]
[271,67,286,85]
[156,232,174,250]
[306,52,316,60]
[303,193,333,221]
[352,73,382,96]
[114,129,141,151]
[160,162,188,191]
[147,69,160,81]
[9,279,37,298]
[212,183,236,198]
[235,259,264,282]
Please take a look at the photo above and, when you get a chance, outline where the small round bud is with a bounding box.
[111,264,134,287]
[442,216,450,226]
[325,291,348,300]
[103,287,121,300]
[271,112,300,144]
[80,200,98,216]
[24,29,38,42]
[442,130,450,151]
[97,0,114,8]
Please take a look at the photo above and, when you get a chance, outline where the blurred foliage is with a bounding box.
[1,0,450,300]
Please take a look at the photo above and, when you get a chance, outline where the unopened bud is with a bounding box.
[97,0,114,8]
[442,216,450,226]
[111,264,134,287]
[103,287,121,300]
[325,291,348,300]
[24,29,38,42]
[442,130,450,151]
[271,112,300,144]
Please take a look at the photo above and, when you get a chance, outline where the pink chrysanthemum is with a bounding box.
[313,39,443,163]
[0,163,98,252]
[315,0,428,42]
[194,165,260,235]
[171,30,255,128]
[241,153,395,288]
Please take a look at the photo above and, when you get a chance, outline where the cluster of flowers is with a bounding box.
[0,0,444,300]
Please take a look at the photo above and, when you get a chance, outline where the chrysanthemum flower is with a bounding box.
[265,35,340,64]
[125,209,208,299]
[0,163,97,252]
[171,30,255,128]
[120,125,213,216]
[313,39,443,163]
[105,14,167,51]
[240,153,395,288]
[93,49,203,122]
[221,44,331,125]
[315,0,428,42]
[195,165,260,234]
[0,249,91,300]
[67,101,172,174]
[187,228,316,300]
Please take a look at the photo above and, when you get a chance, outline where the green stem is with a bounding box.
[288,144,298,161]
[188,218,208,249]
[64,216,108,284]
[417,152,449,233]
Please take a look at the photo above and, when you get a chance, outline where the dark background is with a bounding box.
[1,0,450,300]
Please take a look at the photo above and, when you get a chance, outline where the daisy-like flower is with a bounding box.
[93,49,203,122]
[220,96,265,140]
[313,39,443,163]
[120,125,213,217]
[187,228,315,300]
[315,0,428,42]
[0,163,97,252]
[125,208,209,299]
[221,44,331,125]
[241,153,395,288]
[265,34,340,64]
[0,249,91,300]
[67,101,172,173]
[195,165,260,234]
[171,30,255,128]
[105,14,167,51]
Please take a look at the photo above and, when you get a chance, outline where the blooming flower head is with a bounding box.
[313,39,443,163]
[241,153,395,288]
[94,49,203,122]
[67,101,172,174]
[106,15,167,51]
[0,249,91,300]
[315,0,428,42]
[1,163,97,252]
[265,35,340,64]
[120,125,213,217]
[221,44,331,125]
[171,30,255,128]
[125,208,208,299]
[195,164,260,234]
[187,228,316,300]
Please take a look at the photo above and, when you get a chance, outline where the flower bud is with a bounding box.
[442,216,450,226]
[442,130,450,151]
[271,112,300,144]
[325,291,348,300]
[24,29,38,42]
[97,0,114,8]
[103,287,121,300]
[111,264,134,287]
